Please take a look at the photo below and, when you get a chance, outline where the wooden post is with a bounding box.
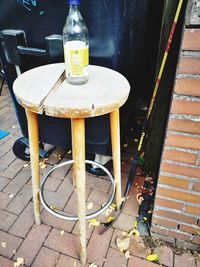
[110,109,122,211]
[71,118,86,264]
[26,109,41,225]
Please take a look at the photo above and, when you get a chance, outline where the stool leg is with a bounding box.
[71,118,86,264]
[110,109,122,211]
[26,110,41,225]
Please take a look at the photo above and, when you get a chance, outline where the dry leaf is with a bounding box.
[124,250,130,259]
[89,263,98,267]
[50,205,56,210]
[87,202,94,210]
[9,194,14,198]
[134,139,138,142]
[116,234,130,251]
[133,220,138,228]
[1,242,7,248]
[60,230,64,236]
[23,162,30,168]
[146,254,159,262]
[14,257,25,267]
[73,261,77,266]
[88,219,100,227]
[123,143,128,148]
[106,216,115,223]
[136,193,144,205]
[129,229,140,237]
[39,162,47,169]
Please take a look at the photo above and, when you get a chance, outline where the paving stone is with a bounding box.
[6,184,33,215]
[32,246,60,267]
[0,158,24,179]
[0,191,12,209]
[0,210,17,231]
[128,255,160,267]
[13,224,51,266]
[87,227,113,266]
[0,176,10,190]
[129,236,151,259]
[123,191,140,217]
[3,168,31,195]
[0,230,23,258]
[104,247,127,267]
[45,228,80,258]
[87,189,110,206]
[157,245,174,267]
[112,213,135,232]
[174,253,196,267]
[72,220,94,240]
[0,255,16,267]
[9,202,35,238]
[55,254,85,267]
[43,177,62,192]
[41,209,75,232]
[0,150,16,168]
[43,190,70,211]
[86,174,110,192]
[110,228,123,250]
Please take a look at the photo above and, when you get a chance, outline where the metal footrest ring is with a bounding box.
[40,160,116,221]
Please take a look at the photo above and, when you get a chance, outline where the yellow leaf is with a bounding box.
[106,216,115,223]
[129,229,140,237]
[116,234,130,251]
[146,254,159,262]
[111,203,117,209]
[88,219,97,223]
[124,250,130,259]
[88,219,100,227]
[14,257,25,267]
[50,205,56,210]
[133,220,138,228]
[1,242,7,248]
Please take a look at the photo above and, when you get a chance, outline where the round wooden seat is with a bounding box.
[13,63,130,118]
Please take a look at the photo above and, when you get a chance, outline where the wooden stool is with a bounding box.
[13,63,130,264]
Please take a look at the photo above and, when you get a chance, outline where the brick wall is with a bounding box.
[152,27,200,250]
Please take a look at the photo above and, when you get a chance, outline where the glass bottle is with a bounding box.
[63,0,89,85]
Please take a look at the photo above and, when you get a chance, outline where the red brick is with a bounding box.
[161,162,200,179]
[156,187,200,204]
[0,158,24,179]
[128,255,159,267]
[192,236,200,245]
[86,173,110,192]
[110,228,122,250]
[32,246,60,267]
[158,245,174,267]
[169,231,191,242]
[162,148,197,164]
[44,228,80,258]
[43,177,62,192]
[171,99,200,116]
[87,189,110,206]
[154,197,183,211]
[109,213,136,232]
[151,225,170,239]
[129,237,151,259]
[41,209,75,232]
[159,175,190,189]
[153,216,177,229]
[193,182,200,192]
[182,29,200,51]
[104,247,127,267]
[179,224,200,235]
[13,224,51,266]
[87,227,113,266]
[123,191,140,217]
[166,133,200,150]
[5,184,33,215]
[9,202,34,238]
[0,256,15,267]
[174,253,196,267]
[0,230,22,258]
[155,209,196,224]
[175,78,200,97]
[185,205,200,215]
[56,254,83,267]
[178,57,200,74]
[0,210,17,231]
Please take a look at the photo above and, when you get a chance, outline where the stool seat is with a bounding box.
[13,63,130,118]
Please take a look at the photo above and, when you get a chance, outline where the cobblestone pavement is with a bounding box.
[0,83,199,266]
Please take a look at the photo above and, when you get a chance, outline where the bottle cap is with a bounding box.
[68,0,80,4]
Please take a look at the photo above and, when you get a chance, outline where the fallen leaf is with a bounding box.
[87,202,94,210]
[124,250,130,259]
[106,216,115,223]
[136,193,144,205]
[67,150,72,154]
[14,257,25,267]
[88,219,100,227]
[60,230,64,236]
[73,261,77,266]
[13,249,17,254]
[123,143,128,148]
[133,220,138,228]
[23,162,30,168]
[89,263,98,267]
[146,254,159,262]
[129,229,140,237]
[134,139,138,142]
[39,162,47,169]
[9,194,14,198]
[50,205,56,210]
[116,234,130,251]
[1,242,7,248]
